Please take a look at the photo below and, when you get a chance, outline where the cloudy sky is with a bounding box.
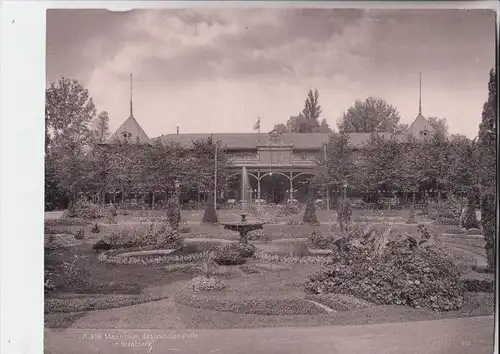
[46,8,495,138]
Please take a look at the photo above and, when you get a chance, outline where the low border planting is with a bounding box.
[175,293,326,316]
[45,294,168,314]
[254,250,327,265]
[98,250,208,265]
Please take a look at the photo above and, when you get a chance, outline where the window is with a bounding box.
[420,130,429,137]
[122,131,132,139]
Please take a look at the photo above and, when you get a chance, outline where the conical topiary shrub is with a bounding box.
[303,189,318,225]
[202,194,219,224]
[462,192,480,230]
[166,196,181,230]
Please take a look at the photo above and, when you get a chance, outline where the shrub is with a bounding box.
[407,204,416,224]
[305,232,465,311]
[106,203,118,217]
[188,276,226,292]
[461,278,494,293]
[303,196,318,224]
[166,197,181,229]
[247,229,271,243]
[428,197,462,225]
[481,193,495,272]
[308,229,335,250]
[74,229,85,240]
[337,197,352,232]
[178,222,192,234]
[91,223,100,234]
[202,196,219,224]
[213,244,247,265]
[44,270,56,295]
[462,194,480,230]
[155,225,183,249]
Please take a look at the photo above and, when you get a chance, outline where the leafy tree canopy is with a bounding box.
[337,97,403,133]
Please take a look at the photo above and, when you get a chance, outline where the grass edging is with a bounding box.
[174,293,326,316]
[45,294,169,314]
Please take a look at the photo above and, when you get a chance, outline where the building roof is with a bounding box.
[153,132,408,150]
[407,113,435,138]
[107,115,151,144]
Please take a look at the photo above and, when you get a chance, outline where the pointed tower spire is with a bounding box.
[129,73,133,117]
[418,72,422,115]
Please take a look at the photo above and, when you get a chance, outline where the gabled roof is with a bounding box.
[107,115,151,144]
[407,113,435,138]
[153,132,408,150]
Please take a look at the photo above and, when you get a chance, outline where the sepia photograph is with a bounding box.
[42,5,496,353]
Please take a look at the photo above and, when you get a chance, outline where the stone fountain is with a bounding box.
[223,213,264,244]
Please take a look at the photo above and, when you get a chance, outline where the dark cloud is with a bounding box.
[47,8,495,90]
[46,9,145,83]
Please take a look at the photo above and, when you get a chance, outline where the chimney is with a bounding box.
[176,126,179,135]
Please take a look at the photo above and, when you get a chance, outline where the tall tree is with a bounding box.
[337,97,403,133]
[477,69,496,272]
[45,77,96,206]
[302,89,322,121]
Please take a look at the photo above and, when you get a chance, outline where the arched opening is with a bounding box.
[292,173,316,203]
[260,173,289,204]
[227,172,259,201]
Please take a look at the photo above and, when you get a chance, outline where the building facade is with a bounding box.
[107,110,436,204]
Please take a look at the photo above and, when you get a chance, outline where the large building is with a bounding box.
[107,75,435,204]
[107,107,435,204]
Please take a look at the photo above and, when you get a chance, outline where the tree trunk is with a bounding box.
[152,192,155,210]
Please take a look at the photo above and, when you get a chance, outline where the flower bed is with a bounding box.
[175,293,326,315]
[255,250,327,265]
[306,228,466,312]
[98,250,208,265]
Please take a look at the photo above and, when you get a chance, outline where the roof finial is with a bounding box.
[129,73,133,117]
[418,72,422,115]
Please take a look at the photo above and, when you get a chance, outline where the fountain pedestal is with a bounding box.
[223,213,264,244]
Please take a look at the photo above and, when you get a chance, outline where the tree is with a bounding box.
[427,117,449,137]
[302,89,322,121]
[337,97,403,133]
[92,111,110,143]
[273,123,288,134]
[477,69,496,272]
[363,133,404,193]
[45,77,97,206]
[446,136,476,197]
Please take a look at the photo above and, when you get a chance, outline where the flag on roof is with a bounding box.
[253,117,261,131]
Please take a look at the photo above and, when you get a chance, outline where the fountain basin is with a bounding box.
[223,213,264,244]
